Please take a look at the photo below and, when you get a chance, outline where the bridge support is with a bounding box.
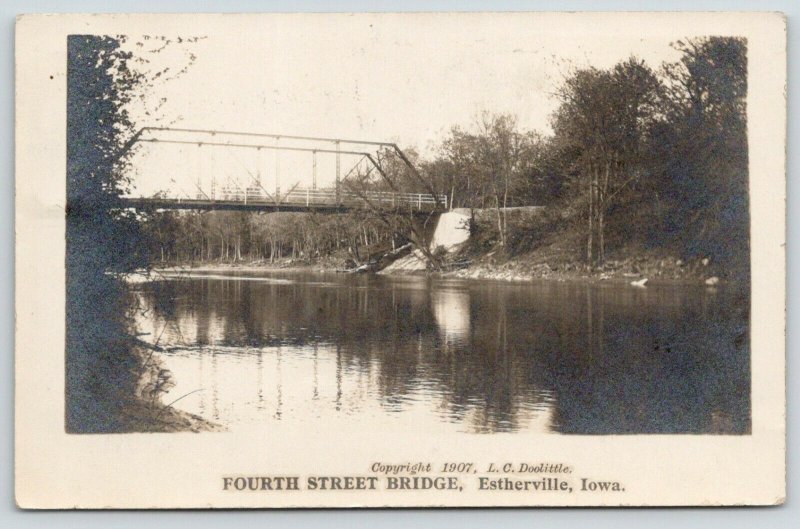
[404,210,471,259]
[416,210,471,253]
[312,150,317,190]
[275,137,280,196]
[379,211,471,273]
[335,140,340,205]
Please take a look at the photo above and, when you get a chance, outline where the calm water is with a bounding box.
[133,271,750,434]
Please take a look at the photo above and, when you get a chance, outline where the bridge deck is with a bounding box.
[119,189,448,214]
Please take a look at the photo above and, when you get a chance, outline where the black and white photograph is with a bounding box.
[14,11,786,509]
[65,20,751,436]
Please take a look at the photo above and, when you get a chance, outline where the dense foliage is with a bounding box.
[66,35,148,432]
[66,34,200,431]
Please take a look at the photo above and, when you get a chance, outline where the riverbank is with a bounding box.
[117,344,223,433]
[139,251,726,287]
[438,252,726,286]
[147,257,340,276]
[136,221,734,288]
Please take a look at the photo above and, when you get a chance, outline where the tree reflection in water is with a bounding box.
[133,272,750,435]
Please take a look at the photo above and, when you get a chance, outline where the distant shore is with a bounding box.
[136,252,729,287]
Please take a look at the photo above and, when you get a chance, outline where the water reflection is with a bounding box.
[133,272,750,434]
[431,286,471,347]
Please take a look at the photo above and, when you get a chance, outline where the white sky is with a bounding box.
[122,14,688,197]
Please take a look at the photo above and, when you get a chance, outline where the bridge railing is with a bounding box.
[210,188,448,210]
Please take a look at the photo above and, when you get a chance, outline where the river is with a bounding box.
[132,270,750,435]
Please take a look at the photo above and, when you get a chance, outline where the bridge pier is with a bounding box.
[381,210,471,273]
[424,210,471,252]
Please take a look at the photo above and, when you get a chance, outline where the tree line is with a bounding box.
[141,209,400,265]
[418,36,748,273]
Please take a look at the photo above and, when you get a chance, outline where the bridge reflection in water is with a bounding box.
[133,271,750,435]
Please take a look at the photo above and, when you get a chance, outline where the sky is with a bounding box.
[121,14,690,197]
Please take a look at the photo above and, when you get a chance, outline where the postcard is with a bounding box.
[15,12,785,508]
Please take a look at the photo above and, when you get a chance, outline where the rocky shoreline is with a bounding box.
[437,255,727,286]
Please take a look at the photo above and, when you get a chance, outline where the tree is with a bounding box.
[439,126,484,209]
[474,114,542,246]
[552,58,662,265]
[655,37,749,276]
[342,147,444,269]
[66,35,150,431]
[437,113,543,247]
[66,34,200,432]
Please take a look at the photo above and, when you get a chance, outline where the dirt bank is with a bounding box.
[117,345,222,433]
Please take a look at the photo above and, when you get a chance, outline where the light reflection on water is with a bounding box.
[133,271,749,434]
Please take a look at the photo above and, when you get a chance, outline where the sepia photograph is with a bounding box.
[14,11,785,509]
[65,21,750,436]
